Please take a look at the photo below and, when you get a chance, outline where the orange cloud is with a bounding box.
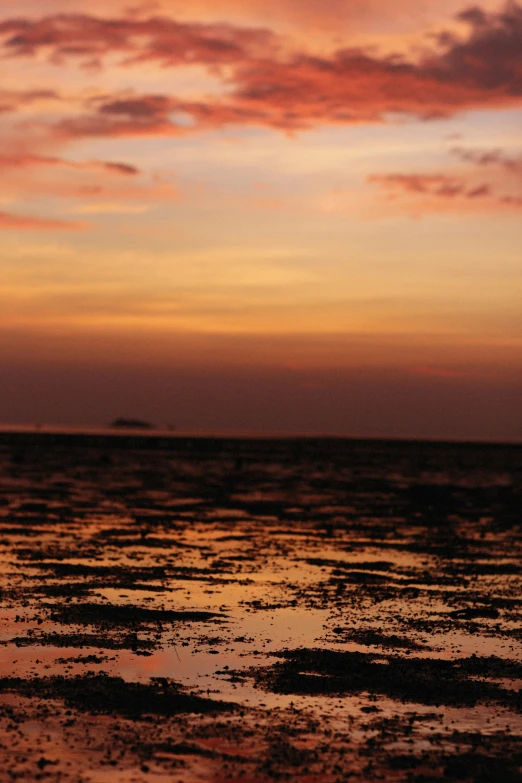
[0,153,139,175]
[0,210,84,231]
[0,88,59,113]
[0,152,174,206]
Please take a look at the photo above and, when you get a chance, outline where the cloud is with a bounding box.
[0,153,63,169]
[71,201,150,214]
[0,4,521,134]
[368,173,488,198]
[0,0,504,43]
[0,153,140,175]
[500,193,522,206]
[227,4,522,127]
[102,161,139,175]
[53,91,286,139]
[0,150,172,222]
[0,88,60,113]
[0,13,277,68]
[0,210,84,231]
[1,4,522,225]
[450,146,522,172]
[54,94,179,138]
[368,171,521,213]
[467,183,491,197]
[433,2,522,93]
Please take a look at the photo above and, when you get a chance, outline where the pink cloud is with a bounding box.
[0,13,277,69]
[0,4,521,136]
[368,173,490,199]
[1,4,521,226]
[3,0,501,41]
[368,171,521,213]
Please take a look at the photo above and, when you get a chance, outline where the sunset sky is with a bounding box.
[0,0,521,439]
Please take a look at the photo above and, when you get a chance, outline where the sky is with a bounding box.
[0,0,521,440]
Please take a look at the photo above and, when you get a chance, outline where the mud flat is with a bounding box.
[0,433,521,781]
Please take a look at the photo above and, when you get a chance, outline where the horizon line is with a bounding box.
[0,423,520,447]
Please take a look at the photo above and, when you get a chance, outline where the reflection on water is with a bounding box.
[0,433,521,781]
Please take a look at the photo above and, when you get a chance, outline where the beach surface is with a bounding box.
[0,432,521,782]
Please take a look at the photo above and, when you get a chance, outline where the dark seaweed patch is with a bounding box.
[0,673,236,718]
[26,561,168,580]
[44,602,224,626]
[448,607,500,620]
[331,627,428,650]
[246,649,522,709]
[305,558,393,571]
[55,654,109,664]
[442,752,522,782]
[5,632,157,650]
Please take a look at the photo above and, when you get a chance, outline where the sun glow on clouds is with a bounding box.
[0,0,521,435]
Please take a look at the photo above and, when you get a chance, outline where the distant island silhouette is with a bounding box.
[109,418,153,429]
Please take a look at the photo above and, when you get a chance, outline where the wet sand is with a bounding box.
[0,432,521,781]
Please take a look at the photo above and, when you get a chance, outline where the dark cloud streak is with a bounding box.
[368,171,521,210]
[0,153,140,175]
[451,146,522,172]
[0,13,277,68]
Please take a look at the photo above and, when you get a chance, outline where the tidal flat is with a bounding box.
[0,432,521,782]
